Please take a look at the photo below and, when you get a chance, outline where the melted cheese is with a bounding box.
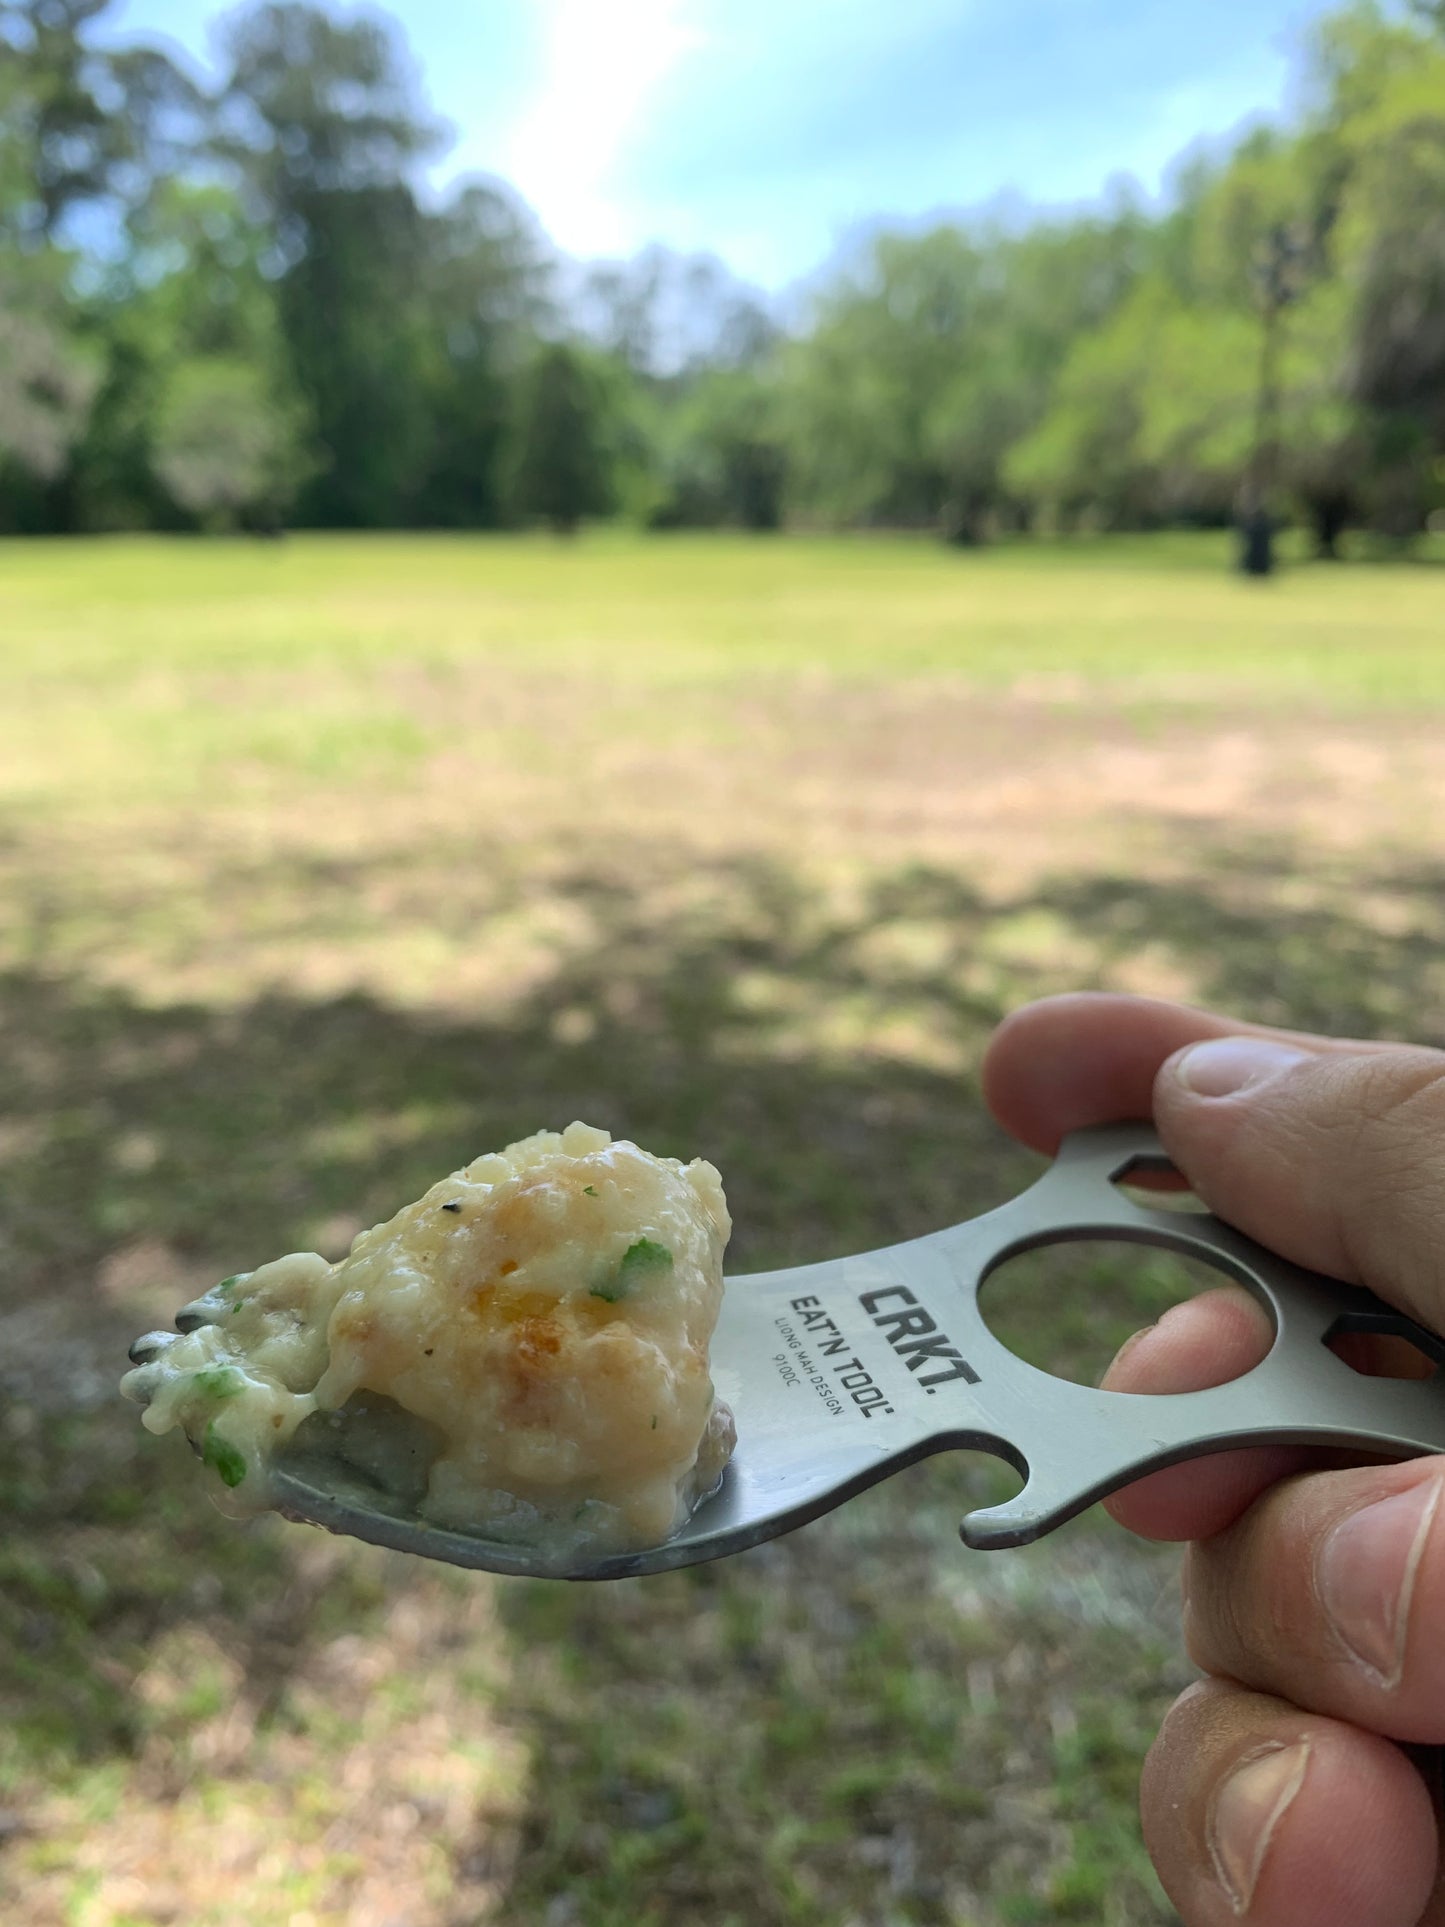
[122,1123,734,1556]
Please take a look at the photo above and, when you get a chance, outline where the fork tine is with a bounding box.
[121,1362,162,1405]
[128,1330,178,1364]
[175,1299,225,1333]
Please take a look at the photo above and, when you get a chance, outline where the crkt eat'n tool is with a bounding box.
[134,1123,1445,1579]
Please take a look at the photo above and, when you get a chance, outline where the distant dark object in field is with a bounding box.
[1238,508,1275,578]
[1311,495,1350,561]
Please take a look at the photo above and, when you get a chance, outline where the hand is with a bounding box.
[983,993,1445,1927]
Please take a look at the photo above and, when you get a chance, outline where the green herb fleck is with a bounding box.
[619,1237,672,1279]
[590,1237,673,1303]
[215,1275,245,1296]
[193,1366,242,1400]
[650,1414,658,1430]
[582,1185,598,1197]
[202,1422,247,1489]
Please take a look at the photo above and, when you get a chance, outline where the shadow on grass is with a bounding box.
[4,838,1444,1920]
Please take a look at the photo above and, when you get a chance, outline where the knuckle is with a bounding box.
[1321,1052,1445,1291]
[1342,1049,1445,1138]
[1185,1532,1255,1675]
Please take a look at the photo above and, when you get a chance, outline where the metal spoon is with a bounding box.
[129,1122,1445,1580]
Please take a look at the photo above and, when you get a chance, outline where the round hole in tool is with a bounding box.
[977,1236,1272,1392]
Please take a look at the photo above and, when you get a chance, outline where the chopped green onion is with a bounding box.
[582,1185,598,1197]
[202,1421,247,1488]
[590,1237,673,1302]
[193,1366,242,1400]
[650,1414,658,1429]
[619,1237,672,1279]
[215,1275,245,1296]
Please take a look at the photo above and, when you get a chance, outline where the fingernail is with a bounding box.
[1175,1038,1309,1098]
[1208,1742,1310,1915]
[1315,1475,1441,1687]
[1101,1321,1157,1384]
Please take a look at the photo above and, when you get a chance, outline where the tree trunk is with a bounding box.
[1238,507,1275,577]
[1311,497,1349,560]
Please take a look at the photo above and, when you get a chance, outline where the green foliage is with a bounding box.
[0,0,1443,548]
[1003,291,1157,528]
[0,262,98,516]
[1005,278,1353,535]
[0,0,202,241]
[411,183,552,528]
[645,366,787,530]
[1333,41,1445,459]
[785,227,990,527]
[152,357,310,529]
[783,212,1155,537]
[216,2,443,527]
[506,341,618,533]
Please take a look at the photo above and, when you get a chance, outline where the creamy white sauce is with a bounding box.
[122,1123,734,1555]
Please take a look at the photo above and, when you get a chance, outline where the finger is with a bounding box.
[1142,1677,1437,1926]
[1185,1458,1445,1744]
[982,992,1399,1157]
[1101,1285,1317,1541]
[1154,1036,1445,1332]
[1099,1287,1426,1542]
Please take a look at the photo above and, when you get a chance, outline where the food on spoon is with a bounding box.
[121,1123,735,1557]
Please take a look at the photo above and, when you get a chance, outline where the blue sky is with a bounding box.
[98,0,1329,287]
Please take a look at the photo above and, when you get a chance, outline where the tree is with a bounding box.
[152,358,308,529]
[58,178,312,531]
[1003,293,1157,529]
[216,1,444,526]
[412,181,554,527]
[645,366,786,530]
[783,229,990,528]
[0,267,97,525]
[577,244,777,377]
[1334,48,1445,532]
[0,0,201,244]
[1003,266,1361,552]
[126,182,287,361]
[506,342,615,534]
[2,0,1443,551]
[1004,9,1445,556]
[783,213,1150,536]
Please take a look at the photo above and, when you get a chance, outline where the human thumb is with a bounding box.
[1154,1036,1445,1332]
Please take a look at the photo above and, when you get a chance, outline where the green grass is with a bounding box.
[4,527,1445,706]
[3,530,1444,1925]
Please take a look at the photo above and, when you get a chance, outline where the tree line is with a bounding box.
[2,0,1443,550]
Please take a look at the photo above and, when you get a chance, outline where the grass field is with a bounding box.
[3,529,1445,1926]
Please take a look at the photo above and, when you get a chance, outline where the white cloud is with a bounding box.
[499,0,704,256]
